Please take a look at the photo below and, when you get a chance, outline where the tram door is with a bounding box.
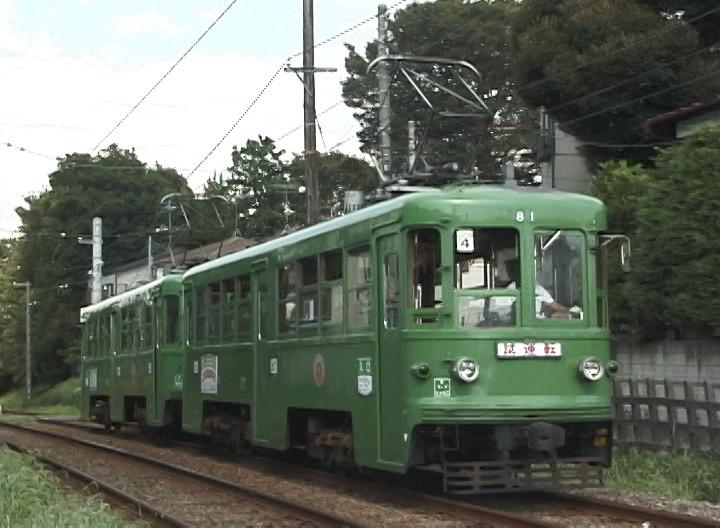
[250,260,273,446]
[376,233,405,464]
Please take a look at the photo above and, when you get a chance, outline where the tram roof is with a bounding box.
[185,184,604,280]
[80,273,183,320]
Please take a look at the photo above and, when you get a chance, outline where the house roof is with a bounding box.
[644,97,720,138]
[107,236,256,275]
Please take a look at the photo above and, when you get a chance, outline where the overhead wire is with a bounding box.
[90,0,241,153]
[547,39,720,115]
[522,5,720,93]
[190,0,413,177]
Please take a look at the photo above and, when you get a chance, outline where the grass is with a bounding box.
[0,377,80,416]
[607,447,720,502]
[0,445,147,527]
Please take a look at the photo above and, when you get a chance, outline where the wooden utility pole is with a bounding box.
[377,4,392,179]
[303,0,320,225]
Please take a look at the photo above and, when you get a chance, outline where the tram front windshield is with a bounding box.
[453,228,586,327]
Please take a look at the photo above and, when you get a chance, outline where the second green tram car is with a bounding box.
[81,274,183,429]
[81,185,624,493]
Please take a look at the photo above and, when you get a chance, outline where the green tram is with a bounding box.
[80,274,183,429]
[179,185,622,493]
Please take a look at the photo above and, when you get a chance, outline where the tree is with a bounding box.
[625,123,720,339]
[2,145,192,388]
[591,160,652,332]
[342,0,537,181]
[287,151,378,219]
[205,137,295,240]
[512,0,720,163]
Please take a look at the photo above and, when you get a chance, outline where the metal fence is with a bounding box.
[614,378,720,454]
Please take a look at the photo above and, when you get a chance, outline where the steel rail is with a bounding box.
[0,420,365,528]
[1,438,188,528]
[538,490,720,528]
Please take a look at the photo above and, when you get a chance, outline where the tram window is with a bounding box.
[595,243,608,328]
[534,230,585,320]
[120,307,129,351]
[222,278,236,342]
[196,287,208,344]
[408,229,442,310]
[142,302,152,348]
[347,246,371,327]
[237,275,252,338]
[384,253,400,328]
[238,275,251,299]
[320,250,343,325]
[166,295,180,345]
[300,255,318,285]
[279,264,298,334]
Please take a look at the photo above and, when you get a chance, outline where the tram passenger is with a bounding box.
[504,257,570,318]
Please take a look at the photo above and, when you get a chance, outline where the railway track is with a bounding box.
[5,416,720,527]
[0,420,363,527]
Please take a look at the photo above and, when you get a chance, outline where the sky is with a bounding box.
[0,0,418,236]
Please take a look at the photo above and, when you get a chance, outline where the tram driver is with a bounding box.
[504,257,571,319]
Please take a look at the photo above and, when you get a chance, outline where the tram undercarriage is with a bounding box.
[411,422,611,493]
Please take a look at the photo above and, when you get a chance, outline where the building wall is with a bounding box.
[540,121,593,195]
[614,340,720,383]
[677,108,720,138]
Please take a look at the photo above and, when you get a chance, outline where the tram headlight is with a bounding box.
[578,357,605,381]
[451,357,480,383]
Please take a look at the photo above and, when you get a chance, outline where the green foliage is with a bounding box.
[204,141,379,239]
[342,0,537,179]
[0,377,80,415]
[287,151,379,219]
[607,448,720,502]
[0,145,191,391]
[0,446,147,527]
[204,137,296,240]
[628,122,720,338]
[512,0,720,162]
[592,161,652,331]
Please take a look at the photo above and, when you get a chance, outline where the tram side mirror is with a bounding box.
[620,239,631,273]
[599,234,631,273]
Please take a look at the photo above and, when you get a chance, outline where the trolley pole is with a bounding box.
[303,0,320,225]
[12,281,31,402]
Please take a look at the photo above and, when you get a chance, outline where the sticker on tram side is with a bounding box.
[270,357,278,375]
[357,357,372,396]
[200,354,218,394]
[313,353,325,387]
[434,378,451,397]
[174,373,182,389]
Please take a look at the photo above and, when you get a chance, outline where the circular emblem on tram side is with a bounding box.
[313,353,325,387]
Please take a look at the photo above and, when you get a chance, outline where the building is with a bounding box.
[100,236,255,299]
[643,97,720,140]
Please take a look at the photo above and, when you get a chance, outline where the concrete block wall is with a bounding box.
[613,340,720,383]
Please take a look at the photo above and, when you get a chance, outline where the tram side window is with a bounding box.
[384,253,400,328]
[279,264,298,334]
[206,282,222,343]
[87,318,96,357]
[120,307,130,351]
[165,295,180,345]
[347,246,371,327]
[222,278,236,342]
[195,287,208,344]
[408,229,442,315]
[237,275,252,339]
[320,250,343,327]
[595,243,608,328]
[142,301,152,348]
[298,255,319,334]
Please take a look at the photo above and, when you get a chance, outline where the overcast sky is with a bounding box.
[0,0,417,236]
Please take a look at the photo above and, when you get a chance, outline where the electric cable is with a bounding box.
[521,5,720,93]
[191,0,412,177]
[91,0,240,152]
